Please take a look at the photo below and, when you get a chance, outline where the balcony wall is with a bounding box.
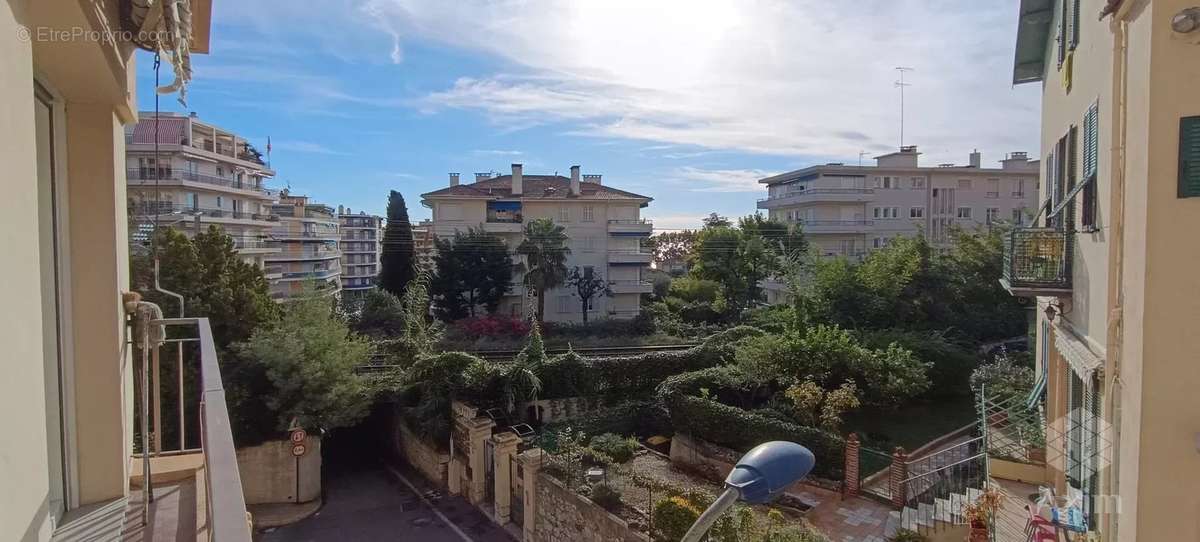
[757,188,875,208]
[1001,228,1073,297]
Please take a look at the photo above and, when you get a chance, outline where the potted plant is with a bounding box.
[963,487,1004,542]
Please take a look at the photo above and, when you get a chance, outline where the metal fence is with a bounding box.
[1002,227,1072,290]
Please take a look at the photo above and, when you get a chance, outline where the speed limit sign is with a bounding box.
[290,428,307,444]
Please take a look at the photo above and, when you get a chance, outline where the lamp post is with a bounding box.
[680,441,815,542]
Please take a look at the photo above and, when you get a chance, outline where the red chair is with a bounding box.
[1026,505,1059,542]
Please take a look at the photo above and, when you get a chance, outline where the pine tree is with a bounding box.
[380,190,416,297]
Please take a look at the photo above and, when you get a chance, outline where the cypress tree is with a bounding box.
[379,190,416,296]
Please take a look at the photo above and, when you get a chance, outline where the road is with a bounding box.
[261,438,514,542]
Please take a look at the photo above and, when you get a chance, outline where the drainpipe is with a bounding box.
[1102,6,1132,541]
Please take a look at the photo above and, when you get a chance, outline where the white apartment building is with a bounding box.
[421,164,654,322]
[126,111,280,268]
[757,146,1041,258]
[338,208,383,293]
[266,192,342,300]
[413,219,437,273]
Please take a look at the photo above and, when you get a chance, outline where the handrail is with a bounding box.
[900,452,987,485]
[150,318,252,542]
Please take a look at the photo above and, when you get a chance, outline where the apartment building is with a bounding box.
[267,192,342,300]
[4,2,251,541]
[996,1,1200,541]
[413,219,437,273]
[338,208,383,293]
[421,164,653,322]
[126,111,280,268]
[757,146,1041,259]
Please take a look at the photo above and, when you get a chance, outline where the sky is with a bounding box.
[135,0,1041,231]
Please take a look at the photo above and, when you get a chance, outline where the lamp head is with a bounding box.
[723,441,815,504]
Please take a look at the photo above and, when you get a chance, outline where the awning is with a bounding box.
[1026,371,1048,410]
[1053,322,1105,379]
[1013,0,1055,84]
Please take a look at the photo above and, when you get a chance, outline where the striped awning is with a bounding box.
[1026,371,1048,410]
[1054,322,1104,379]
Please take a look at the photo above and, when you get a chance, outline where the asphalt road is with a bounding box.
[261,428,514,542]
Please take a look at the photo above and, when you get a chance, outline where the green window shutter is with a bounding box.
[1181,116,1200,198]
[1071,0,1081,49]
[1058,0,1068,67]
[1084,102,1099,180]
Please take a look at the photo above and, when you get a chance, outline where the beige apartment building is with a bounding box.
[338,208,383,293]
[413,218,437,273]
[4,1,252,541]
[267,192,342,300]
[757,146,1041,258]
[421,164,654,321]
[126,112,280,268]
[998,0,1200,541]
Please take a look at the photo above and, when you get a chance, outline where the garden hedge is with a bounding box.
[665,394,846,480]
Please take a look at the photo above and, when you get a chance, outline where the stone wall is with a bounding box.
[532,472,648,542]
[668,432,739,482]
[396,421,450,486]
[236,436,321,505]
[518,396,608,425]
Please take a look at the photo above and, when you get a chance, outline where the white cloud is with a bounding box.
[214,0,1040,165]
[670,167,778,193]
[473,149,525,156]
[271,140,348,155]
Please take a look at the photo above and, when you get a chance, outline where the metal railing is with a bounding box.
[796,219,874,227]
[858,446,894,501]
[899,447,987,535]
[758,188,873,202]
[607,219,652,225]
[130,202,278,222]
[136,317,252,542]
[127,168,270,194]
[1002,227,1072,291]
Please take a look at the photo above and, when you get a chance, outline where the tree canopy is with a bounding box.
[518,218,571,322]
[566,266,612,323]
[429,228,513,320]
[380,190,416,297]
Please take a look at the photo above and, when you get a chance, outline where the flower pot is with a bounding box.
[968,526,990,542]
[1027,445,1046,463]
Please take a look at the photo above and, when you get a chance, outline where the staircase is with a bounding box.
[883,437,989,538]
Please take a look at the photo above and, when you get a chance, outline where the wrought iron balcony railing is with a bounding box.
[1001,227,1072,296]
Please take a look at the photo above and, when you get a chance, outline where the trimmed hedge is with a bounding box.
[543,400,672,439]
[666,395,846,480]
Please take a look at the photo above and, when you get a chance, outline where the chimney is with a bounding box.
[338,205,345,215]
[511,163,523,195]
[969,150,981,168]
[449,172,460,187]
[476,172,493,182]
[570,165,581,195]
[583,173,602,185]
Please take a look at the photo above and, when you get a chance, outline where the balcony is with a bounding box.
[127,168,271,196]
[607,219,653,235]
[270,229,340,241]
[609,280,653,294]
[265,246,341,260]
[483,220,524,234]
[1000,228,1073,297]
[796,219,874,234]
[757,188,874,208]
[129,317,252,541]
[131,202,279,226]
[608,249,653,265]
[277,268,340,281]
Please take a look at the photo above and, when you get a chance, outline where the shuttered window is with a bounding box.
[1070,0,1081,49]
[1057,0,1068,68]
[1083,103,1099,179]
[1180,116,1200,198]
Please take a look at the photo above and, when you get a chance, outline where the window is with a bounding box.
[557,296,573,313]
[956,207,972,219]
[583,265,594,279]
[582,206,595,222]
[216,166,225,177]
[910,207,925,219]
[440,203,463,221]
[581,237,596,253]
[873,207,881,219]
[872,237,884,249]
[216,196,223,208]
[558,206,570,222]
[958,179,972,190]
[874,207,898,219]
[1012,208,1026,225]
[986,179,1000,198]
[1013,179,1026,198]
[986,208,1000,225]
[876,176,898,189]
[187,192,198,209]
[910,177,926,189]
[1082,101,1100,226]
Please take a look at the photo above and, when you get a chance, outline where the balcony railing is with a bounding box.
[134,317,252,541]
[127,168,270,195]
[130,202,279,223]
[1001,227,1072,296]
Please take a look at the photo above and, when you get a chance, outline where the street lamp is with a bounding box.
[680,441,816,542]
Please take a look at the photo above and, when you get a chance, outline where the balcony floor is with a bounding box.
[122,481,199,542]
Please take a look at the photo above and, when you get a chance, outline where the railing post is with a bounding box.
[889,447,908,508]
[843,433,860,497]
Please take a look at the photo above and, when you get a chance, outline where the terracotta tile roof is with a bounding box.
[130,116,189,145]
[421,175,652,202]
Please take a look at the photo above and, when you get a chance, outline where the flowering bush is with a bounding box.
[453,315,531,339]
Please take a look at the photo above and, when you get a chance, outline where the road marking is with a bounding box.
[385,465,475,542]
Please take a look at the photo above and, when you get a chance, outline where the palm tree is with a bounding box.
[517,218,571,322]
[503,321,545,413]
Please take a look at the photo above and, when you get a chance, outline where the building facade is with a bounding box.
[421,164,653,322]
[338,209,383,293]
[126,111,280,268]
[757,146,1041,258]
[1000,1,1200,541]
[266,192,342,300]
[4,2,251,541]
[413,219,437,274]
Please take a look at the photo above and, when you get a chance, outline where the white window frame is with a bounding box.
[957,207,973,219]
[558,206,570,222]
[910,207,925,219]
[582,205,595,222]
[986,208,1000,224]
[910,176,926,189]
[958,179,972,190]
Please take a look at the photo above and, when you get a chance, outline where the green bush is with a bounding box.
[669,277,724,303]
[665,395,846,480]
[543,400,671,440]
[653,496,701,542]
[858,328,978,397]
[589,433,639,463]
[589,483,623,512]
[888,529,930,542]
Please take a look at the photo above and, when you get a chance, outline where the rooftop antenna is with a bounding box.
[894,67,914,149]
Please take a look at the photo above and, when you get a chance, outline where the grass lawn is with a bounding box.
[842,394,977,453]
